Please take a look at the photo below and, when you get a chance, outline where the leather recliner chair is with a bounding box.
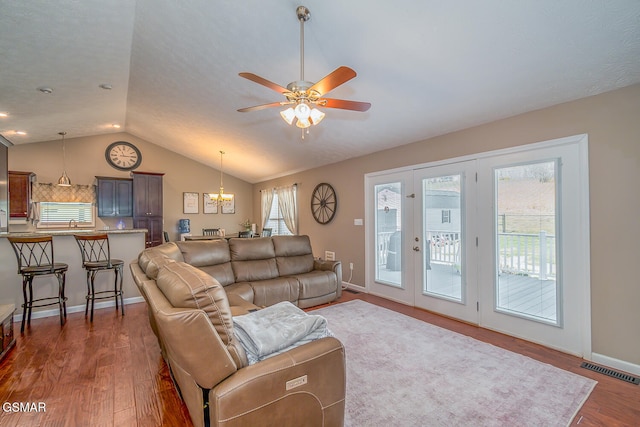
[136,259,346,427]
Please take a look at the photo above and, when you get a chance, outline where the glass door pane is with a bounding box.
[422,175,462,301]
[375,182,403,287]
[495,160,558,324]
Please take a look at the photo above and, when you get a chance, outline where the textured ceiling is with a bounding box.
[1,0,640,183]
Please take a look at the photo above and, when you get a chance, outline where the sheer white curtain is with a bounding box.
[276,184,298,235]
[260,189,274,229]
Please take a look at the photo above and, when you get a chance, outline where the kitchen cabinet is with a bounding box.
[8,171,35,218]
[96,177,133,217]
[132,172,164,247]
[133,216,164,248]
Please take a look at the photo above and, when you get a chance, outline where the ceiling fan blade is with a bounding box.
[238,101,288,113]
[239,72,289,94]
[309,66,357,96]
[319,98,371,112]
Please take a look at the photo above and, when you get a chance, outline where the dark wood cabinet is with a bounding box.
[0,305,15,362]
[96,177,133,217]
[8,171,35,218]
[132,172,164,247]
[133,216,164,248]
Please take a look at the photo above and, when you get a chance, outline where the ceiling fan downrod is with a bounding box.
[297,6,310,83]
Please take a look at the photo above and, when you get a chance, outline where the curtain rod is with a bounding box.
[260,183,297,193]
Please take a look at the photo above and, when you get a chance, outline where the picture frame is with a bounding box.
[183,192,199,214]
[203,193,218,214]
[221,196,235,214]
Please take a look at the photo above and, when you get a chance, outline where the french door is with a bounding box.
[413,161,478,323]
[366,135,590,356]
[367,161,478,324]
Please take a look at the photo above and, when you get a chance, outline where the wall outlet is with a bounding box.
[349,262,354,270]
[325,251,335,261]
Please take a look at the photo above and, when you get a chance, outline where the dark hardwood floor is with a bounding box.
[1,292,638,426]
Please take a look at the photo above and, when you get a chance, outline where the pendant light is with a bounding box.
[211,151,233,201]
[57,131,71,187]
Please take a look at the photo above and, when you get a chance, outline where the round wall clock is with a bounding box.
[105,141,142,171]
[311,183,337,224]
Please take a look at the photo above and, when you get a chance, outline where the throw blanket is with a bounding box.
[233,301,332,365]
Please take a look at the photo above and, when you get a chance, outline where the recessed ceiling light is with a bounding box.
[0,112,8,118]
[37,86,53,94]
[99,83,113,90]
[111,123,121,128]
[15,131,26,135]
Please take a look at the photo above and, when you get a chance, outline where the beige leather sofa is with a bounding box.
[139,235,342,309]
[130,236,346,426]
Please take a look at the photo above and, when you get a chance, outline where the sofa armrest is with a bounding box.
[211,336,345,426]
[314,260,343,299]
[313,259,340,272]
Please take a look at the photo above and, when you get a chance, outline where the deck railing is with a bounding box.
[498,231,556,279]
[377,230,556,279]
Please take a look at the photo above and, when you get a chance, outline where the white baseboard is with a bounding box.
[342,281,366,292]
[591,352,640,377]
[14,296,145,322]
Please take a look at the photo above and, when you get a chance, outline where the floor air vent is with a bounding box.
[581,362,640,385]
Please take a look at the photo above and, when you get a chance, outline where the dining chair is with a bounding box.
[74,234,124,321]
[261,228,272,237]
[202,228,220,236]
[8,235,68,332]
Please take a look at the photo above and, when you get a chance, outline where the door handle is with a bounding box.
[413,246,420,252]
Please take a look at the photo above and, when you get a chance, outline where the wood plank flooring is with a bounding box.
[0,292,638,426]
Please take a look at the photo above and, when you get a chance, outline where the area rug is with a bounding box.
[313,300,596,427]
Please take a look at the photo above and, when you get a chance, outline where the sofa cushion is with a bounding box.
[156,261,247,367]
[138,242,183,279]
[272,235,314,275]
[230,238,279,282]
[175,240,235,286]
[236,277,299,308]
[294,271,339,300]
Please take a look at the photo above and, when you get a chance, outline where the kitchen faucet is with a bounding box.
[68,219,77,228]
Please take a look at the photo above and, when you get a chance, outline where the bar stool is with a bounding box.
[8,235,68,333]
[74,234,124,321]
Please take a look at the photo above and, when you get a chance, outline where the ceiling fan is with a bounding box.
[237,6,371,133]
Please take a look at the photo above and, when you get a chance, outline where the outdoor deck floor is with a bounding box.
[377,263,557,321]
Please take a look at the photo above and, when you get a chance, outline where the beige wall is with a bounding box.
[253,83,640,367]
[8,132,254,238]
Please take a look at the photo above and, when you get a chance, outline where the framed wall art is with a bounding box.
[203,194,218,214]
[221,196,235,214]
[183,192,199,214]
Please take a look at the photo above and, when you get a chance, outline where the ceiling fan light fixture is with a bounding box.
[309,108,325,125]
[280,107,296,125]
[294,102,311,120]
[296,117,311,129]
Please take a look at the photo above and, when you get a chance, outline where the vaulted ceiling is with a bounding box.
[1,1,639,183]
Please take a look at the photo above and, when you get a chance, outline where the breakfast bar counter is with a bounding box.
[0,229,146,322]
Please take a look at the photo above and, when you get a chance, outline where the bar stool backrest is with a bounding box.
[203,228,220,236]
[8,236,57,273]
[74,234,113,267]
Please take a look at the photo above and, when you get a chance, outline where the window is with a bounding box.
[264,193,293,235]
[37,202,95,228]
[442,209,451,223]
